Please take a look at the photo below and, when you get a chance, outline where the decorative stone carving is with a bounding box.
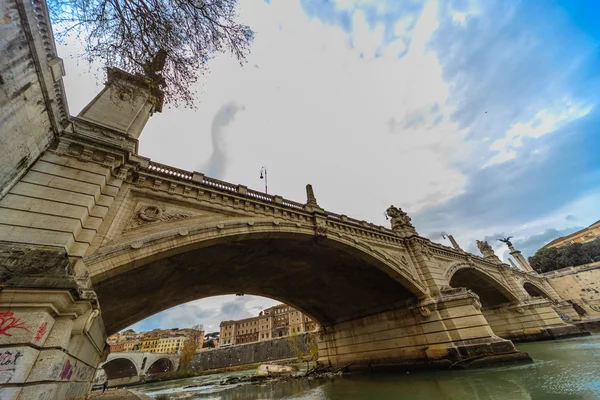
[419,306,431,317]
[515,307,525,314]
[116,166,129,180]
[127,205,192,228]
[315,221,328,237]
[385,205,418,237]
[476,240,494,257]
[138,205,163,222]
[419,241,433,260]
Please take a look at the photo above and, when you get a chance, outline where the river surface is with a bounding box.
[135,334,600,400]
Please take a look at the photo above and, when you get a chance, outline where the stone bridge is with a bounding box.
[0,0,591,398]
[93,352,178,387]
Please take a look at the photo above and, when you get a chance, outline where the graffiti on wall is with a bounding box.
[0,349,23,383]
[34,322,48,342]
[559,313,570,322]
[589,304,600,312]
[60,359,73,380]
[0,312,29,337]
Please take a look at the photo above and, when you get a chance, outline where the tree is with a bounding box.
[48,0,253,107]
[179,324,203,369]
[287,331,319,374]
[529,239,600,273]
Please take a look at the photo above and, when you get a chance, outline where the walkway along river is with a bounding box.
[133,334,600,399]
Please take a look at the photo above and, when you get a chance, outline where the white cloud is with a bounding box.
[485,101,592,167]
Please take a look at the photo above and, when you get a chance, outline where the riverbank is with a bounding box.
[147,358,305,384]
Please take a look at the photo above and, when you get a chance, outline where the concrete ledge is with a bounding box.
[507,325,591,343]
[341,351,532,373]
[573,318,600,332]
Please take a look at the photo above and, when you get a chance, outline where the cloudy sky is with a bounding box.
[57,0,600,333]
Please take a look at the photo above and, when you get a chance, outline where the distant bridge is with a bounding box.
[94,352,179,387]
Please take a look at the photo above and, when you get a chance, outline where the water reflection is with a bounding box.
[137,335,600,400]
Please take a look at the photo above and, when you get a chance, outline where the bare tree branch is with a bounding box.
[48,0,253,108]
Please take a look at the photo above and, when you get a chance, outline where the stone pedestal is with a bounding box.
[0,289,107,400]
[317,288,530,371]
[509,246,535,273]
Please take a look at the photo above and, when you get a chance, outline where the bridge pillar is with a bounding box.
[318,288,530,371]
[0,289,107,399]
[0,63,161,398]
[482,299,585,342]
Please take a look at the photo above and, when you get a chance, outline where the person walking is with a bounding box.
[102,379,109,393]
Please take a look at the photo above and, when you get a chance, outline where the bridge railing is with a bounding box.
[140,161,398,237]
[246,188,275,202]
[202,176,238,193]
[145,162,193,181]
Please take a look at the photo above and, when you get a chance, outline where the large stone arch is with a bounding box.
[145,358,174,376]
[445,263,519,307]
[101,357,138,380]
[87,226,428,335]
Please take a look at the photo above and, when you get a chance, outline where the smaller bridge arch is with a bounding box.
[523,281,553,300]
[101,357,138,380]
[446,263,519,307]
[146,358,174,376]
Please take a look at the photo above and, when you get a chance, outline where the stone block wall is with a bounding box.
[482,301,566,340]
[0,290,107,400]
[545,263,600,319]
[0,151,120,259]
[190,335,310,371]
[0,0,68,197]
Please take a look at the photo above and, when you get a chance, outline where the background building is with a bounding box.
[544,220,600,249]
[107,326,204,354]
[219,321,237,346]
[218,303,317,347]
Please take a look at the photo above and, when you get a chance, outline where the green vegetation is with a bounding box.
[529,240,600,273]
[287,331,319,373]
[179,324,203,369]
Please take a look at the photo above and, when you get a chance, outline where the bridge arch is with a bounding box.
[146,358,174,376]
[87,225,428,335]
[101,357,139,380]
[523,281,553,300]
[446,263,519,308]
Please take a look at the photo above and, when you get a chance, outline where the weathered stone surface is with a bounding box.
[191,335,310,371]
[0,347,39,384]
[0,242,75,287]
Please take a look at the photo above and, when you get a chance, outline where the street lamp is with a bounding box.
[259,166,268,194]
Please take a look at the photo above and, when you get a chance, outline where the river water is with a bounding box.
[135,334,600,400]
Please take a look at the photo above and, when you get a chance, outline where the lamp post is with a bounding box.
[259,166,268,194]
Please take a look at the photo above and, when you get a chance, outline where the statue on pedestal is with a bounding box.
[498,236,513,247]
[385,205,417,236]
[476,240,494,256]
